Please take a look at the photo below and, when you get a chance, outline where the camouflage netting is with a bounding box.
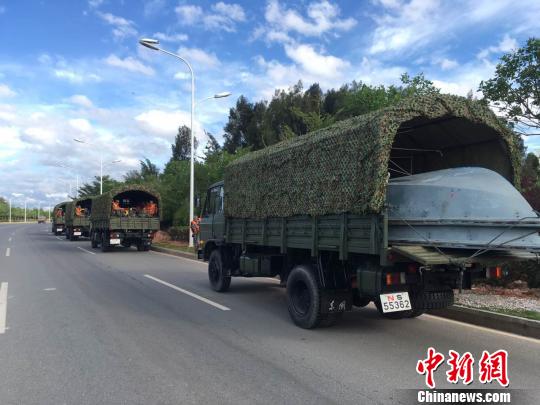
[91,184,162,222]
[224,94,521,219]
[52,201,69,224]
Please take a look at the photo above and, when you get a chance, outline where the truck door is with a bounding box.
[199,188,216,242]
[212,185,225,239]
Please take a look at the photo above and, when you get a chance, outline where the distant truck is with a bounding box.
[65,197,93,241]
[198,95,540,329]
[51,202,68,235]
[37,216,46,224]
[89,185,161,252]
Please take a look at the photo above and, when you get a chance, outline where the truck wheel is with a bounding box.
[208,250,231,292]
[286,265,329,329]
[100,232,110,252]
[91,233,98,249]
[136,242,149,251]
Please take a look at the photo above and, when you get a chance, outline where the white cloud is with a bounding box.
[69,118,92,133]
[284,44,350,78]
[105,54,155,76]
[22,127,56,145]
[438,58,458,70]
[154,32,189,42]
[176,2,246,32]
[144,0,166,16]
[174,71,190,80]
[88,0,103,8]
[68,95,94,108]
[0,84,16,98]
[134,109,202,139]
[54,70,101,83]
[97,12,137,39]
[175,4,203,24]
[177,47,220,69]
[0,126,23,159]
[477,34,518,59]
[263,0,356,38]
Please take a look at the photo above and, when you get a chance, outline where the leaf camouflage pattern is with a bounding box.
[224,94,521,219]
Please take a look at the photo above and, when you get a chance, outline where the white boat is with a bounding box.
[387,167,540,252]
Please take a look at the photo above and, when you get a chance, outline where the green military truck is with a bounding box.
[51,201,69,235]
[65,197,93,241]
[89,185,161,252]
[198,95,540,329]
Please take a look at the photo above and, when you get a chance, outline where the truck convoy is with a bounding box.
[198,94,540,329]
[89,185,161,252]
[65,197,93,241]
[51,202,68,235]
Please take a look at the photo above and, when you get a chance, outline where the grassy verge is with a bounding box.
[153,241,196,254]
[459,304,540,321]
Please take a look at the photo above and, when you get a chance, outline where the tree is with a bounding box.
[204,133,221,158]
[78,175,121,196]
[124,158,160,184]
[479,38,540,135]
[171,125,198,161]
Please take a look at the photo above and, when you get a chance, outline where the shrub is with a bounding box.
[168,226,189,241]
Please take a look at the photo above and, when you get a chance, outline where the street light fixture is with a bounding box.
[139,37,231,247]
[73,138,121,194]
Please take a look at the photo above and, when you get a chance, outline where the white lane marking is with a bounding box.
[144,274,231,311]
[55,236,63,241]
[423,314,540,344]
[0,282,8,334]
[77,246,96,255]
[43,288,56,291]
[8,237,12,242]
[5,248,10,257]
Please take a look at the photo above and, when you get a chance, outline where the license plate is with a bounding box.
[379,292,412,313]
[73,232,81,236]
[57,228,62,232]
[110,238,121,245]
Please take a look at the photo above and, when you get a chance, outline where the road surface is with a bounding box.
[1,223,539,404]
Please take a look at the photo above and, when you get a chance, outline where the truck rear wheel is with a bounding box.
[208,250,231,292]
[286,265,334,329]
[101,232,110,252]
[136,241,149,251]
[91,232,98,249]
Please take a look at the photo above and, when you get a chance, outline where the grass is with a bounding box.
[153,241,196,254]
[459,304,540,321]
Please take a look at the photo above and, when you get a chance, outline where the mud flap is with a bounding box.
[320,290,353,314]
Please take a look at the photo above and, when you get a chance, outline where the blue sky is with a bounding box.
[0,0,539,209]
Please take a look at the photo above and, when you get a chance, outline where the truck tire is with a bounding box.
[208,250,231,292]
[286,265,339,329]
[136,241,149,251]
[91,232,98,249]
[101,232,110,252]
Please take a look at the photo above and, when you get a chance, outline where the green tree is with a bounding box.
[479,38,540,135]
[171,125,198,161]
[78,175,121,197]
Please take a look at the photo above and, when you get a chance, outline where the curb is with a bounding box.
[150,245,197,260]
[428,305,540,339]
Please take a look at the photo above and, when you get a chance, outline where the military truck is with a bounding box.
[89,185,161,252]
[198,95,540,329]
[51,202,68,235]
[65,197,93,241]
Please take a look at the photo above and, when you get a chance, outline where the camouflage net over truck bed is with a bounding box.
[65,197,94,227]
[90,184,162,223]
[52,202,69,225]
[224,94,521,219]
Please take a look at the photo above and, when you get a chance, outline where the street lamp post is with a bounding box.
[139,38,231,247]
[73,139,121,194]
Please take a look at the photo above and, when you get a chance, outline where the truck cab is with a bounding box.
[199,181,225,250]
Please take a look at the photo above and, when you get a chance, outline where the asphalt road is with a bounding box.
[0,223,539,405]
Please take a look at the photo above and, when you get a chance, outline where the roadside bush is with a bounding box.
[168,226,189,241]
